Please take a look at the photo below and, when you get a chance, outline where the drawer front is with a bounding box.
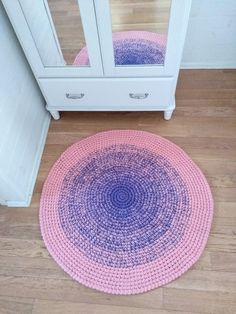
[39,78,174,111]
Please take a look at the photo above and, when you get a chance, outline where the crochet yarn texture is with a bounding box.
[73,31,167,66]
[40,130,213,294]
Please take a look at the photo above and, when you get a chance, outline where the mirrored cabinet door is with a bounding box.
[3,0,191,78]
[109,0,171,67]
[46,0,90,67]
[94,0,190,77]
[4,0,103,77]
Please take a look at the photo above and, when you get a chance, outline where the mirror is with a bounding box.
[19,0,90,67]
[109,0,172,66]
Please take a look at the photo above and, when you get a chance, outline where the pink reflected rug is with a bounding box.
[74,31,167,66]
[40,130,213,294]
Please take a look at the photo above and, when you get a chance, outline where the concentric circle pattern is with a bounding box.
[40,130,213,294]
[113,37,165,65]
[73,31,166,66]
[58,144,190,268]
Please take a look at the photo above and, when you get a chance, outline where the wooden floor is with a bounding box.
[0,70,236,314]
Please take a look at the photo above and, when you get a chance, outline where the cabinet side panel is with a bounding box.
[19,0,65,66]
[0,3,50,206]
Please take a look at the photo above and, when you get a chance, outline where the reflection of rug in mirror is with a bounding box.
[73,31,167,66]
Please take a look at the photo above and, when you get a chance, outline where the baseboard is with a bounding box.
[6,114,51,207]
[181,63,236,69]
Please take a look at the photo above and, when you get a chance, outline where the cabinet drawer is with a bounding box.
[39,78,174,111]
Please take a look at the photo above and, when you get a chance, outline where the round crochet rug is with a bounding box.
[40,130,213,294]
[73,31,167,66]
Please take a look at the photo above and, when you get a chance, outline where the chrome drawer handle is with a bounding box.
[66,93,84,99]
[129,93,149,99]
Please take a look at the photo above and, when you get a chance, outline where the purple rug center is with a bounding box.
[114,38,165,65]
[58,144,190,268]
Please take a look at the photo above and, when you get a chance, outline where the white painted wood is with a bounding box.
[40,77,174,111]
[94,0,192,77]
[2,0,192,120]
[6,118,50,207]
[43,0,65,65]
[164,109,174,120]
[77,0,104,73]
[181,0,236,69]
[49,110,60,120]
[0,175,22,205]
[1,0,103,77]
[18,0,64,66]
[0,3,50,207]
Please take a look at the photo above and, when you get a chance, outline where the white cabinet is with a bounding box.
[2,0,192,120]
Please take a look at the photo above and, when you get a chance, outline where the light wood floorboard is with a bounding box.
[0,69,236,314]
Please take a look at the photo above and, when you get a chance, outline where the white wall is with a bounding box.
[0,3,50,207]
[181,0,236,68]
[19,0,65,66]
